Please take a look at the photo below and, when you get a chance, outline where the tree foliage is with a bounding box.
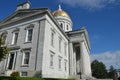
[91,60,108,78]
[0,35,9,61]
[108,65,115,79]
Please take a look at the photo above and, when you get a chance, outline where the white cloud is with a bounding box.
[60,0,120,9]
[91,51,120,69]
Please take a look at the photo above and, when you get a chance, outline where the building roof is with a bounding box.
[0,8,69,40]
[66,28,91,50]
[0,8,48,26]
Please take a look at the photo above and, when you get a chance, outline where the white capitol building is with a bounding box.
[0,1,92,80]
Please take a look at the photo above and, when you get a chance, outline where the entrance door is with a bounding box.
[8,52,15,70]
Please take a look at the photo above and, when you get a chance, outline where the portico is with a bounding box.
[67,28,92,79]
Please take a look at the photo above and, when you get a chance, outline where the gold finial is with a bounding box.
[58,4,62,10]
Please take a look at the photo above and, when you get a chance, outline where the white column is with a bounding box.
[69,42,74,76]
[75,45,80,74]
[80,41,92,78]
[73,47,76,75]
[79,41,85,78]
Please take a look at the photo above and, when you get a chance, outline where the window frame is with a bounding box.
[25,28,33,42]
[60,23,63,29]
[59,37,62,52]
[66,24,69,30]
[22,50,30,66]
[25,24,34,43]
[58,56,62,70]
[50,51,55,68]
[51,29,55,47]
[11,31,19,45]
[21,72,28,77]
[7,51,17,70]
[64,42,67,56]
[51,31,54,47]
[1,31,8,44]
[64,60,67,71]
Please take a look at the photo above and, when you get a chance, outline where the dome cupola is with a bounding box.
[53,5,70,19]
[52,5,73,32]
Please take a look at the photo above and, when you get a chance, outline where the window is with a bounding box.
[25,29,33,42]
[64,43,67,56]
[1,31,7,44]
[60,23,63,29]
[25,24,34,42]
[59,37,62,52]
[64,60,67,71]
[51,31,54,46]
[51,29,55,47]
[66,25,69,30]
[1,34,7,42]
[50,54,54,67]
[22,51,30,65]
[11,28,19,45]
[58,57,62,70]
[21,72,27,77]
[50,51,55,67]
[8,52,15,70]
[12,32,19,45]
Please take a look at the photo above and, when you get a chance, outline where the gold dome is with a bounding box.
[52,5,70,19]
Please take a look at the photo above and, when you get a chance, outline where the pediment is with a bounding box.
[1,11,37,24]
[0,8,48,25]
[9,12,34,21]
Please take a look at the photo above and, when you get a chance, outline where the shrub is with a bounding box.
[10,71,20,77]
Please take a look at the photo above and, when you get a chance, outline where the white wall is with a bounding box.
[41,15,69,78]
[0,14,46,76]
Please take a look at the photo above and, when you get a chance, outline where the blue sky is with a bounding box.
[0,0,120,69]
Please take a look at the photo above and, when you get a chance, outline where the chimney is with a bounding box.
[17,1,30,10]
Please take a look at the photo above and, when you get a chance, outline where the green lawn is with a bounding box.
[0,76,75,80]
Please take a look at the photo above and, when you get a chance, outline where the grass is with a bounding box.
[0,76,75,80]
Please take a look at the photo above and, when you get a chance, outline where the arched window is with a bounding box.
[1,31,8,44]
[60,23,63,29]
[66,24,69,30]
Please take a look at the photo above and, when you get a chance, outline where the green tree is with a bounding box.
[0,34,9,61]
[108,65,115,79]
[91,60,108,78]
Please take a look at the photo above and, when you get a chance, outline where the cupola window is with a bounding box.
[60,23,63,29]
[66,25,69,30]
